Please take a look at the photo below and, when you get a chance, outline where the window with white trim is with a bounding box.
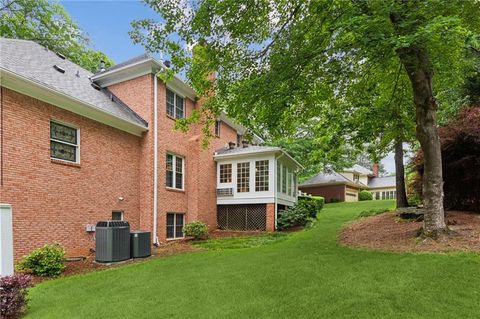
[166,213,184,239]
[219,163,232,183]
[50,121,79,163]
[277,163,281,191]
[237,162,250,193]
[282,165,287,194]
[166,89,185,119]
[255,160,269,191]
[166,153,184,189]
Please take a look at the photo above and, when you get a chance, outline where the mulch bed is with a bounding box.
[339,211,480,253]
[26,231,269,284]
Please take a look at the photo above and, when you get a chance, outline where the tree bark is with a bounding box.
[390,14,447,237]
[394,139,409,208]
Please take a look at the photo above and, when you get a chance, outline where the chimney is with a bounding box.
[372,163,379,177]
[228,142,236,149]
[242,140,249,148]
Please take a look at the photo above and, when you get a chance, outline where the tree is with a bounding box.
[0,0,114,72]
[131,0,480,237]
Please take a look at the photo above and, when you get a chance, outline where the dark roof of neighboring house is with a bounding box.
[0,38,147,128]
[367,176,396,189]
[344,164,373,175]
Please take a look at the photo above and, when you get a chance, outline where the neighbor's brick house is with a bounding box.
[0,38,301,259]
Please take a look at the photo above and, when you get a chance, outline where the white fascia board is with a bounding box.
[92,58,197,100]
[214,148,281,161]
[1,68,148,136]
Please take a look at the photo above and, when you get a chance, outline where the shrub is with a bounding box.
[298,196,324,218]
[359,190,373,201]
[183,221,209,239]
[408,193,423,206]
[277,205,310,230]
[0,274,33,319]
[16,243,65,277]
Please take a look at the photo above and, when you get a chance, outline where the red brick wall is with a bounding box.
[0,88,142,259]
[266,203,275,231]
[299,184,346,203]
[109,76,238,243]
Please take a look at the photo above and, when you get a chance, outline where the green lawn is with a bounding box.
[27,200,480,318]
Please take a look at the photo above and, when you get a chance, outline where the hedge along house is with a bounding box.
[0,38,299,260]
[214,146,302,231]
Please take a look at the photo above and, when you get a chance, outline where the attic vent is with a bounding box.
[53,65,65,73]
[56,52,66,59]
[90,83,101,91]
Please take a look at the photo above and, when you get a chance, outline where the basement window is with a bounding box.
[166,213,184,239]
[50,121,79,163]
[112,211,123,221]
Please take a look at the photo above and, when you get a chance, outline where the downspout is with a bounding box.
[153,75,159,245]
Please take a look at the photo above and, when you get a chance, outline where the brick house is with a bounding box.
[299,164,396,203]
[0,38,301,259]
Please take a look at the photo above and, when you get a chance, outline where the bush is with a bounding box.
[359,190,373,201]
[277,205,310,230]
[407,193,423,206]
[297,196,324,218]
[183,221,209,239]
[0,274,33,319]
[16,243,65,277]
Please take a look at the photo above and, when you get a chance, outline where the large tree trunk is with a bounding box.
[390,14,447,237]
[394,139,409,208]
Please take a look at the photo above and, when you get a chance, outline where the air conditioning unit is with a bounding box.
[130,231,151,258]
[95,221,130,263]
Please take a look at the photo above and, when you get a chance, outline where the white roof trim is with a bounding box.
[1,67,148,136]
[214,147,303,169]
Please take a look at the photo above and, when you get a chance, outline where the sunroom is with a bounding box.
[213,145,302,231]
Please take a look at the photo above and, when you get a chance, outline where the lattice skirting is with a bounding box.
[217,204,267,230]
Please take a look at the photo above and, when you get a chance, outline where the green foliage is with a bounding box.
[183,221,209,240]
[298,196,324,217]
[277,206,308,231]
[359,190,373,201]
[193,233,288,250]
[408,193,423,207]
[358,208,390,218]
[16,243,65,277]
[0,0,114,72]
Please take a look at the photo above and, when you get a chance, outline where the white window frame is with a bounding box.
[166,153,185,190]
[50,120,80,164]
[166,212,185,240]
[219,163,232,184]
[166,88,185,119]
[255,160,269,192]
[215,120,221,137]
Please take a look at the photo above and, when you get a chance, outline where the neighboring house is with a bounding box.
[299,164,397,202]
[0,38,301,259]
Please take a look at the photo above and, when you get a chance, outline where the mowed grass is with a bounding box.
[27,200,480,318]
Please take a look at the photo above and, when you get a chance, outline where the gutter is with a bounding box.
[152,75,159,245]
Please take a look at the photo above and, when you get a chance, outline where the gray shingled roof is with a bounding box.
[0,38,147,128]
[344,164,373,175]
[300,171,351,186]
[367,176,396,188]
[215,145,280,155]
[93,53,151,76]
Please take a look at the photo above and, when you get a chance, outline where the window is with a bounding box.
[277,164,281,191]
[353,173,360,182]
[215,120,221,137]
[50,121,79,163]
[219,164,232,183]
[166,213,184,239]
[166,89,185,119]
[282,165,287,194]
[292,172,297,196]
[375,192,380,200]
[287,171,292,196]
[112,211,123,221]
[166,153,184,190]
[237,162,250,193]
[255,160,269,191]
